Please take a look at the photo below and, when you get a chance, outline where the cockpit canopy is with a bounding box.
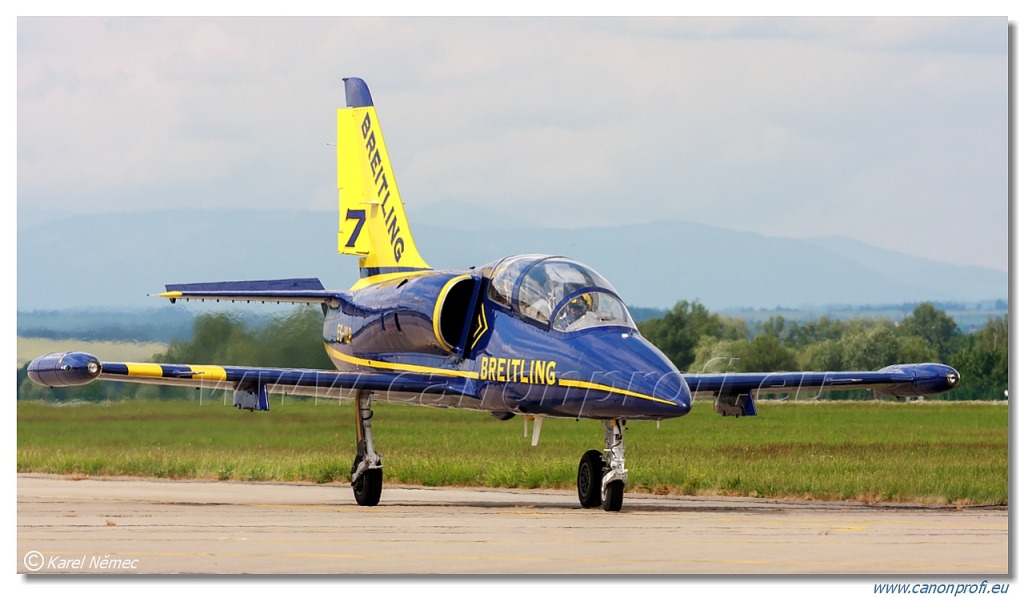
[486,255,636,332]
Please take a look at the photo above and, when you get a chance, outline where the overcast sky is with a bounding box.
[16,16,1009,271]
[3,13,1018,594]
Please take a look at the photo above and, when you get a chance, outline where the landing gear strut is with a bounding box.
[351,391,383,506]
[576,419,627,511]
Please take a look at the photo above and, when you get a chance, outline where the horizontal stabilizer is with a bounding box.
[154,278,338,306]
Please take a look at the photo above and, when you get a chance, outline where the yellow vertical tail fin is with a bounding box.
[337,77,430,277]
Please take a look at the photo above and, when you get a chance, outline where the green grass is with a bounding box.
[16,399,1008,505]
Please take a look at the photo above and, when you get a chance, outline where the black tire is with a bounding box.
[602,480,624,512]
[352,467,383,507]
[577,449,605,508]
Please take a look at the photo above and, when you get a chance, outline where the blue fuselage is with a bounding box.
[321,264,692,421]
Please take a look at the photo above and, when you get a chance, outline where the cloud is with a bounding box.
[17,16,1008,271]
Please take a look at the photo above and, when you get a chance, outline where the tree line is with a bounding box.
[17,308,331,403]
[18,301,1007,402]
[637,300,1007,400]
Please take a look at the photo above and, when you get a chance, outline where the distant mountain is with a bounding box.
[17,208,1007,311]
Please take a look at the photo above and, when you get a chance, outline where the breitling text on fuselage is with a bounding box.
[479,356,557,385]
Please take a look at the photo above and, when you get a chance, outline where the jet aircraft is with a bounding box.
[28,78,962,511]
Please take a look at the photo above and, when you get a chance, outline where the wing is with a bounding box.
[683,363,961,416]
[26,352,476,411]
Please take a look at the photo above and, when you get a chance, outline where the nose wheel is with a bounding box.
[577,450,605,507]
[576,419,627,511]
[352,463,383,506]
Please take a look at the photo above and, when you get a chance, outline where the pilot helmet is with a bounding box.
[568,293,593,318]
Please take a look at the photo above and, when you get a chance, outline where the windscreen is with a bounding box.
[551,291,635,332]
[488,255,634,331]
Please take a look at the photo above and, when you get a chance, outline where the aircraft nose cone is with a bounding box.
[609,367,692,419]
[569,331,691,419]
[634,368,692,414]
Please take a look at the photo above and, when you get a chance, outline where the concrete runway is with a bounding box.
[17,474,1008,575]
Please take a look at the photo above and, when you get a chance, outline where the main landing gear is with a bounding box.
[576,419,627,512]
[350,391,383,506]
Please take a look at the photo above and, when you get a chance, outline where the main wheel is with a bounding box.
[577,449,605,508]
[601,479,624,512]
[352,467,383,507]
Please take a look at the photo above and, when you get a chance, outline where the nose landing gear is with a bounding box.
[576,419,627,511]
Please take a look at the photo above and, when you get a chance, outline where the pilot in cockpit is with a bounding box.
[556,292,594,330]
[506,257,630,332]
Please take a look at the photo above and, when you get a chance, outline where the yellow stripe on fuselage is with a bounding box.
[324,343,479,379]
[323,344,675,406]
[557,378,677,406]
